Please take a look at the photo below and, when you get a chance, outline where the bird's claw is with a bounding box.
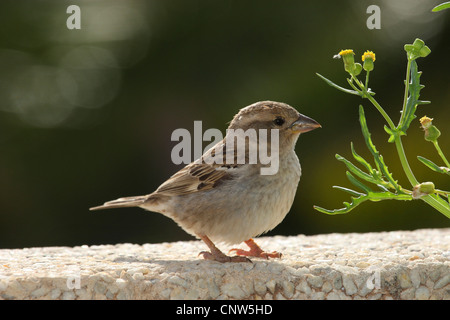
[228,238,282,260]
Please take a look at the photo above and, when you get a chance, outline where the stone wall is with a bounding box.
[0,228,448,300]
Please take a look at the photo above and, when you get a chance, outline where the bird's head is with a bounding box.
[228,101,321,153]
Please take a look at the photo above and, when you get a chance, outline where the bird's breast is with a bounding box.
[164,150,302,245]
[211,150,301,244]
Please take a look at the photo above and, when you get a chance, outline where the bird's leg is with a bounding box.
[198,234,251,263]
[229,238,282,259]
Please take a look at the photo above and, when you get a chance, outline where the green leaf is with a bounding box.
[359,105,403,192]
[417,156,450,175]
[350,142,376,177]
[421,194,450,219]
[336,154,377,185]
[384,125,399,143]
[332,186,365,197]
[336,152,394,191]
[432,2,450,12]
[313,189,413,215]
[316,73,362,96]
[314,116,414,215]
[351,143,397,190]
[397,60,431,135]
[376,184,390,192]
[346,171,373,193]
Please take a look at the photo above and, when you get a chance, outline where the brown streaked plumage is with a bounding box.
[90,101,321,263]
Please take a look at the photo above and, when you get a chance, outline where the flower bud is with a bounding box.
[362,51,376,72]
[420,116,441,142]
[337,50,364,77]
[419,45,431,58]
[404,38,431,60]
[425,126,441,142]
[339,49,356,74]
[412,182,435,199]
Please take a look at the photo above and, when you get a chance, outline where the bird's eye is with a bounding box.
[273,117,285,126]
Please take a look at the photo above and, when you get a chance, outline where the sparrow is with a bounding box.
[90,101,321,263]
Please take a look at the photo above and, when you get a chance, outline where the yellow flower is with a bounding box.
[339,49,354,57]
[362,51,376,62]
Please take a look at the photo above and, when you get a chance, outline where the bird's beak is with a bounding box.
[289,114,321,133]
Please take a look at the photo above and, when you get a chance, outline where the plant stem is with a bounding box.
[347,78,362,95]
[395,58,450,218]
[394,98,450,218]
[349,58,450,219]
[399,59,412,127]
[353,67,418,191]
[394,137,418,186]
[365,71,370,90]
[351,75,396,130]
[433,141,450,168]
[435,189,450,197]
[366,94,396,130]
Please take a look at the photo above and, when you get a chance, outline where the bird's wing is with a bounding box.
[154,163,232,196]
[154,140,244,196]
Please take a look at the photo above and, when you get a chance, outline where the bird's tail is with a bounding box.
[90,195,148,211]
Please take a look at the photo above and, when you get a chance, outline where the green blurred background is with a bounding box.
[0,0,449,249]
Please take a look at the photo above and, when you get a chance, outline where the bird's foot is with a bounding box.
[197,234,251,263]
[229,238,282,260]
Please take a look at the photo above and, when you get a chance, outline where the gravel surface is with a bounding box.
[0,228,449,300]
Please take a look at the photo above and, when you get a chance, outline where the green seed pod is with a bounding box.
[424,125,441,142]
[404,38,431,60]
[420,181,435,194]
[412,38,426,51]
[419,45,431,58]
[420,116,441,142]
[412,182,435,199]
